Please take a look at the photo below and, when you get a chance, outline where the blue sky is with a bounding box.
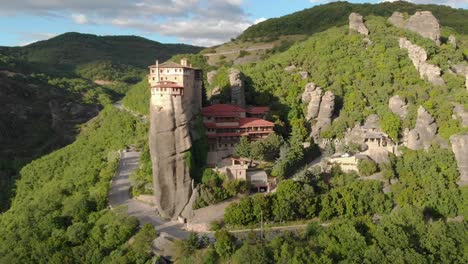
[0,0,466,47]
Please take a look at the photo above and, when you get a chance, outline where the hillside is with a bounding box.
[239,1,468,40]
[0,32,203,77]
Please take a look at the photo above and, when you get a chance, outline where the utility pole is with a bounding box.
[260,209,264,241]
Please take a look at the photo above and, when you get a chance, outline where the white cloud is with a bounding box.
[254,17,267,24]
[0,0,253,46]
[72,13,88,24]
[17,32,56,46]
[380,0,468,8]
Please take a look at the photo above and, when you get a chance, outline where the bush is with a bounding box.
[358,159,378,176]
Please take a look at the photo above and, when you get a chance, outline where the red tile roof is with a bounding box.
[246,106,269,114]
[202,104,246,117]
[239,118,274,128]
[148,61,195,69]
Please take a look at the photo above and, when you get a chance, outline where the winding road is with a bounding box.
[108,150,189,239]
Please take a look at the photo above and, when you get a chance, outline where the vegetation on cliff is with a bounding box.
[0,107,151,262]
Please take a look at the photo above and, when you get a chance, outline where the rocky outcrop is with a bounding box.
[450,133,468,186]
[207,70,217,85]
[407,106,437,150]
[388,95,408,119]
[450,63,468,90]
[149,97,193,219]
[388,12,405,28]
[399,37,445,85]
[349,13,369,36]
[454,104,468,127]
[301,83,336,139]
[284,65,296,72]
[229,68,246,108]
[389,11,441,45]
[311,91,335,139]
[448,35,457,48]
[301,83,323,121]
[299,71,309,79]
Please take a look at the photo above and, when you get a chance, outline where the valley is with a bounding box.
[0,1,467,263]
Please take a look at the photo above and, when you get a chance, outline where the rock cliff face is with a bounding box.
[207,70,217,85]
[349,13,369,36]
[389,11,441,45]
[149,96,193,219]
[229,68,246,108]
[301,83,335,139]
[388,95,408,119]
[399,37,445,85]
[407,106,437,150]
[301,83,323,121]
[450,133,468,186]
[312,91,335,139]
[454,104,468,127]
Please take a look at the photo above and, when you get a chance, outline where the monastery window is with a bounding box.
[160,77,163,80]
[160,70,163,73]
[166,70,169,73]
[151,70,154,73]
[152,77,155,80]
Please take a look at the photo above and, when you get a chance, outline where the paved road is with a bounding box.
[108,151,189,239]
[203,44,274,56]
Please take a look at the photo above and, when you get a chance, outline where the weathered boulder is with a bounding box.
[388,11,441,45]
[451,63,468,76]
[399,37,445,85]
[388,11,405,28]
[301,83,323,121]
[406,11,441,45]
[284,65,296,72]
[299,71,309,79]
[454,104,468,127]
[363,114,380,130]
[207,70,217,85]
[311,91,335,139]
[450,133,468,186]
[389,95,408,119]
[149,96,193,219]
[407,106,437,150]
[448,35,457,48]
[229,68,246,108]
[349,13,369,36]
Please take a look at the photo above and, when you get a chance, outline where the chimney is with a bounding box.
[180,58,188,67]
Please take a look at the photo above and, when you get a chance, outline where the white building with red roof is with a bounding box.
[202,104,274,153]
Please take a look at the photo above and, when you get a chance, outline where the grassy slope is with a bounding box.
[239,1,468,40]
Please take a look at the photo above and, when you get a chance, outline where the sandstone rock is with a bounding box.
[450,133,468,186]
[454,104,468,127]
[149,96,193,219]
[451,63,468,76]
[311,91,335,139]
[407,106,437,150]
[299,71,309,79]
[405,11,441,45]
[207,70,217,85]
[399,37,445,85]
[388,11,405,28]
[363,114,380,130]
[389,95,408,119]
[301,83,323,121]
[284,65,296,72]
[389,11,441,45]
[229,68,246,108]
[448,35,457,48]
[349,13,369,36]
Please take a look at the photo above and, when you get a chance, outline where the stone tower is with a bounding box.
[148,59,202,219]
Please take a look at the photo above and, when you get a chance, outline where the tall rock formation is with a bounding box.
[349,13,369,36]
[389,11,441,45]
[301,83,335,139]
[399,37,445,86]
[454,104,468,127]
[407,106,437,150]
[450,133,468,186]
[148,59,202,219]
[388,95,408,119]
[229,68,246,108]
[301,83,323,121]
[312,91,335,140]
